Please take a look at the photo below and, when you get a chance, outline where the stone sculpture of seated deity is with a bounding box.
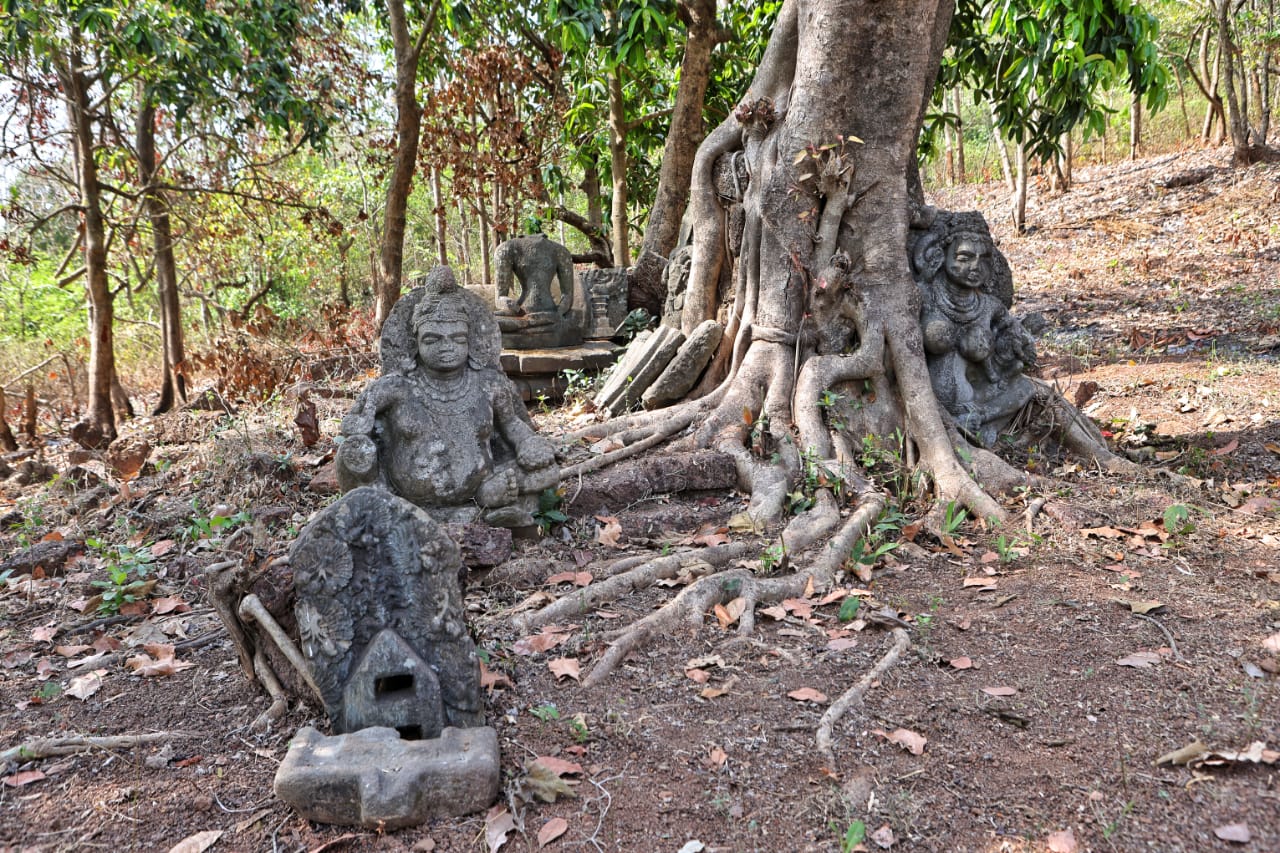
[336,266,559,528]
[913,219,1038,447]
[492,232,582,348]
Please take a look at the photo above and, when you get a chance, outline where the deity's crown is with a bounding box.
[413,266,469,327]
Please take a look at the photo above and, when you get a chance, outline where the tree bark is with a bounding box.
[61,46,117,441]
[631,0,723,316]
[1217,0,1252,163]
[136,101,187,415]
[1129,91,1141,160]
[1012,141,1028,232]
[952,85,966,183]
[607,65,630,268]
[431,164,448,266]
[374,0,431,330]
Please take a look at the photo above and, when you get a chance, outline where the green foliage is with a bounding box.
[530,702,561,722]
[938,0,1170,159]
[535,487,569,534]
[847,507,903,572]
[942,501,968,536]
[758,541,786,575]
[831,818,867,853]
[87,537,155,615]
[1162,503,1195,536]
[837,596,861,623]
[183,503,251,542]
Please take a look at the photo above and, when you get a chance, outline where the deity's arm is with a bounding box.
[335,378,399,489]
[489,375,555,470]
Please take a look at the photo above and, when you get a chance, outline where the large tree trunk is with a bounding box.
[631,0,723,316]
[374,0,429,330]
[676,0,1003,519]
[137,101,187,415]
[62,49,117,442]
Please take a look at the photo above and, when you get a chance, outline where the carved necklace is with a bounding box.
[413,369,478,415]
[935,282,984,326]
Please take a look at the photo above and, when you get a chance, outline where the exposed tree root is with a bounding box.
[0,731,187,763]
[250,647,290,731]
[560,406,703,480]
[815,627,911,768]
[512,541,755,635]
[582,485,885,686]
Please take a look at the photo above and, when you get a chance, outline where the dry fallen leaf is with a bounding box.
[533,756,584,777]
[949,656,973,670]
[1046,828,1079,853]
[548,657,581,682]
[707,746,728,767]
[827,637,859,652]
[66,668,108,699]
[1116,651,1163,668]
[1262,632,1280,653]
[1155,740,1210,766]
[1125,599,1166,615]
[486,805,515,853]
[594,515,623,549]
[520,760,579,803]
[127,646,195,677]
[167,830,223,853]
[2,770,46,788]
[1214,823,1251,844]
[513,628,572,655]
[151,596,190,615]
[787,687,828,704]
[870,823,896,848]
[877,727,927,755]
[981,686,1018,697]
[538,817,569,848]
[479,662,513,693]
[714,597,747,628]
[685,668,711,684]
[31,625,57,643]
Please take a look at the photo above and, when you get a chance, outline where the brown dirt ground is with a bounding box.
[2,146,1279,852]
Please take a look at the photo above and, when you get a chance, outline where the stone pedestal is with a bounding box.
[273,726,500,828]
[500,341,618,402]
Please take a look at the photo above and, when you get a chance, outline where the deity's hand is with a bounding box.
[476,467,519,508]
[517,437,556,471]
[336,434,378,482]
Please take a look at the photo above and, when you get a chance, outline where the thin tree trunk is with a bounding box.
[631,0,722,315]
[1061,132,1073,190]
[583,159,604,232]
[476,194,492,285]
[992,109,1015,192]
[136,101,187,415]
[431,165,448,266]
[458,200,472,285]
[607,65,629,268]
[375,0,433,330]
[1013,142,1028,233]
[0,388,17,452]
[953,86,965,183]
[1217,0,1252,162]
[1130,91,1141,160]
[63,50,117,441]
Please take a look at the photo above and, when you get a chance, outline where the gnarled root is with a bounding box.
[582,484,885,686]
[815,627,911,769]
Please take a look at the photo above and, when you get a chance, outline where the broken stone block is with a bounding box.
[642,320,724,409]
[273,725,500,827]
[593,326,686,416]
[105,435,151,479]
[580,268,629,339]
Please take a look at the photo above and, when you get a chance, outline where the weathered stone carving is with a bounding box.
[289,486,482,735]
[660,245,694,330]
[493,233,582,348]
[910,212,1037,446]
[275,485,501,825]
[336,266,559,528]
[580,267,630,340]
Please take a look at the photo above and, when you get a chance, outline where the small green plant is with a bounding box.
[837,596,861,622]
[560,368,596,404]
[1162,503,1194,537]
[758,541,787,574]
[87,538,155,614]
[993,534,1025,563]
[830,818,866,853]
[530,703,560,722]
[568,714,591,743]
[845,506,904,573]
[534,487,568,534]
[183,501,250,542]
[942,501,968,536]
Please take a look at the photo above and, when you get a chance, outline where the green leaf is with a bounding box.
[838,597,861,622]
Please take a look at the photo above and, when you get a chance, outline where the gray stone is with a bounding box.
[336,266,559,529]
[273,725,500,828]
[290,486,484,735]
[493,234,581,349]
[642,320,723,409]
[579,268,629,339]
[592,329,655,412]
[660,246,693,330]
[909,212,1036,446]
[597,326,685,415]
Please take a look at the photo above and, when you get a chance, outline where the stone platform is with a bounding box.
[274,725,500,827]
[500,341,618,402]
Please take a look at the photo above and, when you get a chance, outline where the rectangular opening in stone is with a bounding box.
[397,725,423,741]
[375,673,414,697]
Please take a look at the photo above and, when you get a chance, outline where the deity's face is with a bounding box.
[416,319,470,373]
[945,238,988,290]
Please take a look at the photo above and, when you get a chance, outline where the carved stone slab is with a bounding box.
[642,320,723,409]
[274,725,500,827]
[593,326,685,416]
[289,486,483,736]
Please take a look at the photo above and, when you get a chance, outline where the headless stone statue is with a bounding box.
[336,266,559,528]
[910,213,1037,447]
[493,233,582,348]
